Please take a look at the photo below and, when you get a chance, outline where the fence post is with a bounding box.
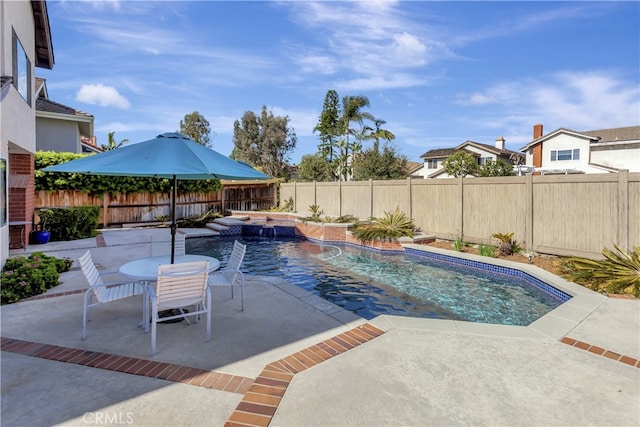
[339,180,342,217]
[618,169,629,250]
[369,179,374,219]
[221,186,226,215]
[314,181,317,206]
[525,173,533,253]
[102,192,109,227]
[293,181,297,212]
[407,177,413,220]
[458,177,464,239]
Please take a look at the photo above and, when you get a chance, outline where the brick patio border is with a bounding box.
[0,323,386,427]
[560,337,640,368]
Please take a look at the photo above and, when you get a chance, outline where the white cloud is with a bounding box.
[453,70,640,142]
[76,84,131,109]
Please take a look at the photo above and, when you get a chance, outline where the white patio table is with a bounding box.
[119,255,220,330]
[119,254,220,281]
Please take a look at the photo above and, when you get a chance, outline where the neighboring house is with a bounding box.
[1,0,54,265]
[520,124,640,174]
[414,138,524,179]
[36,77,99,153]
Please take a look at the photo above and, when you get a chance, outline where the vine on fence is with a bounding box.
[35,151,222,195]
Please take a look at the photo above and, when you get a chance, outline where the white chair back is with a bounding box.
[156,261,209,307]
[79,250,109,302]
[225,240,246,272]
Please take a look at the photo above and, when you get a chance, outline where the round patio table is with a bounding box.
[119,254,220,280]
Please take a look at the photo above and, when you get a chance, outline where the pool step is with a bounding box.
[214,217,248,226]
[206,222,228,232]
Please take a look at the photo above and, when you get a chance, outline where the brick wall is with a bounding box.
[8,153,35,248]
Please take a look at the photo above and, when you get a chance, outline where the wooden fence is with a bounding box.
[36,181,278,227]
[280,172,640,258]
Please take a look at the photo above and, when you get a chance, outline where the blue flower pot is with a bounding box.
[33,230,51,244]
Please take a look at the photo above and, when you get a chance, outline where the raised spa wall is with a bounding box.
[227,210,435,251]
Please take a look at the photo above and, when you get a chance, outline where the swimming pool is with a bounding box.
[187,236,567,326]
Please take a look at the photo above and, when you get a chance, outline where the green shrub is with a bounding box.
[351,208,416,242]
[478,244,496,257]
[561,245,640,297]
[176,208,222,228]
[37,206,100,241]
[492,232,522,256]
[453,237,466,252]
[1,252,73,304]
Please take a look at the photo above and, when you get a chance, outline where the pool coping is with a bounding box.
[393,244,608,340]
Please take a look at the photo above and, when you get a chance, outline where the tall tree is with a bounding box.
[100,131,128,151]
[338,95,373,181]
[231,106,297,178]
[297,154,335,182]
[313,90,341,164]
[366,118,395,153]
[179,111,212,147]
[442,151,480,177]
[352,143,408,181]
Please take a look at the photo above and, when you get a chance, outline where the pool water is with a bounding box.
[187,236,564,325]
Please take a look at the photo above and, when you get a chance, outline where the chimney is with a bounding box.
[533,123,543,139]
[495,137,505,150]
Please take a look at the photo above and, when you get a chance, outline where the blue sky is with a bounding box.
[40,1,639,163]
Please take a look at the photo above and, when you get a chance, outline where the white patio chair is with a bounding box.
[151,233,186,257]
[148,261,211,355]
[208,240,246,310]
[79,250,146,340]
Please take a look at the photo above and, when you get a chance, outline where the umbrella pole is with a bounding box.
[170,175,177,264]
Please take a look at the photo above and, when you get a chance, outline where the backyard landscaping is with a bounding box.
[427,240,563,275]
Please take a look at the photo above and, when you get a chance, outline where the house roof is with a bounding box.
[456,140,523,158]
[406,161,423,175]
[36,98,93,118]
[520,125,640,151]
[420,140,523,162]
[32,0,54,69]
[420,148,456,159]
[35,77,48,98]
[580,126,640,143]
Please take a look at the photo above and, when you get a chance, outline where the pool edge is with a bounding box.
[399,244,608,340]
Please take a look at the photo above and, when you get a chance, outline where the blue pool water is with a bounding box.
[187,236,565,325]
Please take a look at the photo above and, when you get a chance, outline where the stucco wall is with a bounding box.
[1,0,38,266]
[590,144,640,172]
[36,117,81,152]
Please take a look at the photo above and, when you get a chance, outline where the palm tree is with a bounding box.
[366,118,395,153]
[339,96,374,180]
[100,131,129,151]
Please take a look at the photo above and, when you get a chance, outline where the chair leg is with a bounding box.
[240,284,244,311]
[206,288,212,341]
[150,314,157,356]
[82,292,93,340]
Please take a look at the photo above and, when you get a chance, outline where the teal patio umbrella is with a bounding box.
[43,132,269,262]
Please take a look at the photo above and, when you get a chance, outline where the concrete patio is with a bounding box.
[1,228,639,426]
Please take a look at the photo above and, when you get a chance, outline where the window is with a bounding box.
[551,149,580,161]
[477,157,492,166]
[426,159,438,169]
[12,29,31,104]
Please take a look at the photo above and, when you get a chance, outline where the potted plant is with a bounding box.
[33,209,51,244]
